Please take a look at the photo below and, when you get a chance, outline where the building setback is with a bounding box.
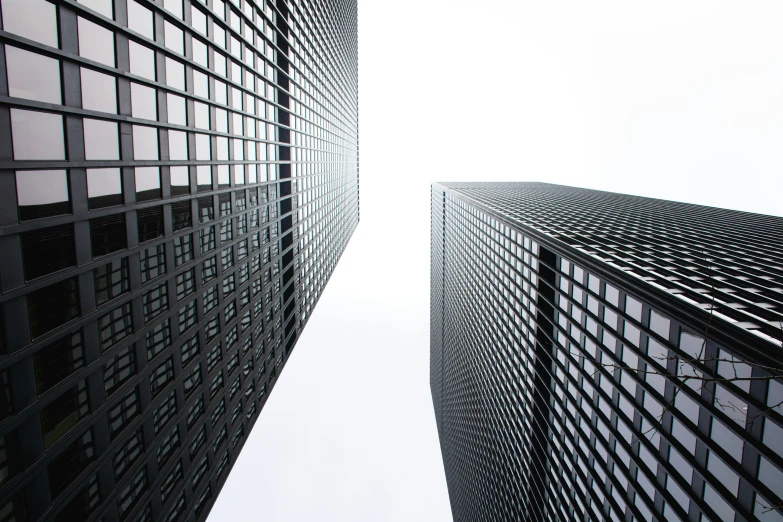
[431,182,783,522]
[0,0,358,520]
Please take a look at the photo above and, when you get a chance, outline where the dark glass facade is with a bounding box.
[431,182,783,522]
[0,0,358,520]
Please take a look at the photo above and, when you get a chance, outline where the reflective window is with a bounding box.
[762,417,783,457]
[194,70,209,99]
[194,102,210,129]
[78,0,113,18]
[192,6,207,35]
[87,168,123,209]
[1,0,59,48]
[709,417,744,463]
[163,0,184,19]
[135,167,161,201]
[197,165,212,190]
[165,58,185,90]
[34,332,84,396]
[127,0,154,40]
[81,68,117,113]
[649,309,670,340]
[78,17,115,67]
[164,21,184,55]
[167,94,186,125]
[130,83,157,121]
[40,381,89,449]
[195,133,211,160]
[193,38,208,67]
[90,214,127,257]
[5,46,61,104]
[21,224,76,281]
[27,277,81,339]
[16,170,70,221]
[83,119,120,160]
[217,165,230,186]
[129,41,156,81]
[11,109,65,160]
[170,166,190,196]
[168,130,188,160]
[132,125,159,160]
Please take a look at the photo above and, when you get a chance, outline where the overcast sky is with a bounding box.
[209,1,783,521]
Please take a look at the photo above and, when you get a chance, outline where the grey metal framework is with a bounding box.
[0,0,358,520]
[431,182,783,522]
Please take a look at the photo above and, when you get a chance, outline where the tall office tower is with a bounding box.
[0,0,358,520]
[431,183,783,522]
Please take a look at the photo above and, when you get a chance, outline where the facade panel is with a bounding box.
[0,0,359,520]
[431,182,783,522]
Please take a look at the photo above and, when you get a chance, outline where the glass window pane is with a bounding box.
[197,166,212,189]
[217,165,229,186]
[194,102,210,130]
[165,58,185,90]
[135,167,161,200]
[81,68,117,113]
[216,137,229,160]
[87,168,122,209]
[129,41,156,81]
[195,134,211,160]
[1,0,58,48]
[130,83,157,121]
[164,21,184,55]
[167,94,186,125]
[168,131,188,160]
[170,167,189,195]
[127,0,154,40]
[5,46,61,104]
[132,125,159,160]
[77,0,113,19]
[78,17,115,67]
[193,39,207,67]
[83,119,120,160]
[11,109,65,160]
[194,70,209,99]
[163,0,183,19]
[16,170,70,220]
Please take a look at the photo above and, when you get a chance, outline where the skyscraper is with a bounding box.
[0,0,358,519]
[431,183,783,522]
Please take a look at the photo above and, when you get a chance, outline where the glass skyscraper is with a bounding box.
[431,183,783,522]
[0,0,358,520]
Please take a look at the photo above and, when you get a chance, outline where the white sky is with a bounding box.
[209,1,783,521]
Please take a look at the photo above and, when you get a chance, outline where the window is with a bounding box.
[156,424,180,466]
[98,303,133,351]
[21,224,76,281]
[165,494,186,522]
[87,168,123,209]
[94,258,130,306]
[200,225,216,253]
[54,473,100,522]
[224,300,237,323]
[209,372,224,399]
[143,282,169,322]
[180,333,200,366]
[202,256,218,283]
[171,167,190,197]
[199,197,215,223]
[91,214,127,257]
[138,207,164,243]
[192,455,209,488]
[117,466,147,520]
[159,460,183,503]
[34,332,85,396]
[27,277,81,339]
[174,234,193,266]
[168,94,187,125]
[166,57,186,90]
[149,357,174,398]
[135,167,161,201]
[16,170,70,221]
[197,165,213,190]
[153,390,177,433]
[130,82,157,121]
[205,316,220,343]
[133,126,159,160]
[169,130,188,160]
[204,285,219,314]
[183,363,202,398]
[40,380,90,448]
[5,46,61,104]
[48,429,95,499]
[1,0,59,48]
[189,425,206,459]
[104,345,136,396]
[140,244,166,283]
[113,428,144,480]
[222,246,234,269]
[83,119,120,160]
[186,396,204,428]
[77,16,115,66]
[127,0,154,39]
[81,67,117,113]
[179,301,197,333]
[129,41,156,81]
[223,273,236,295]
[146,319,172,361]
[11,109,65,160]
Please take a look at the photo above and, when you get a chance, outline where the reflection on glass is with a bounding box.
[247,164,257,184]
[167,94,187,125]
[1,0,59,47]
[197,165,212,191]
[135,167,161,202]
[78,0,113,18]
[127,0,154,39]
[16,170,70,220]
[130,83,158,121]
[5,46,61,104]
[165,58,185,90]
[192,5,207,34]
[217,165,230,187]
[170,166,190,196]
[194,102,210,130]
[216,137,229,160]
[132,125,159,160]
[195,134,211,160]
[78,17,115,67]
[83,119,120,160]
[81,68,117,114]
[129,41,156,81]
[234,166,245,186]
[169,131,188,160]
[11,109,65,160]
[87,168,123,209]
